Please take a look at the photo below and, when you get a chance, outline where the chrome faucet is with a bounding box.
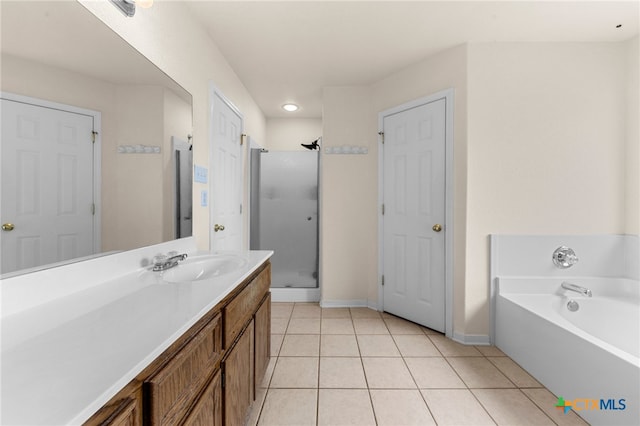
[561,281,592,297]
[552,246,579,269]
[152,252,187,271]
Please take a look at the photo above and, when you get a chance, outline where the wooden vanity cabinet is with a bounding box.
[83,261,270,426]
[222,263,271,425]
[254,293,271,396]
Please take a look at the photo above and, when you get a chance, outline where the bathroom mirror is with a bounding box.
[0,1,193,276]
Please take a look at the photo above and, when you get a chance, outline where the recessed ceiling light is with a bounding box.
[282,103,299,112]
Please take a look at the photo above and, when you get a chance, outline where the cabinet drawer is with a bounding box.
[146,314,222,425]
[224,263,270,346]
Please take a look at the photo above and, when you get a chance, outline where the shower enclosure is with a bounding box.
[250,150,319,289]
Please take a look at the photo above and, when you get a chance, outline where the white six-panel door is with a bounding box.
[1,97,95,274]
[382,98,446,332]
[210,90,243,251]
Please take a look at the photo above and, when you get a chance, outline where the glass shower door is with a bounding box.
[250,150,318,288]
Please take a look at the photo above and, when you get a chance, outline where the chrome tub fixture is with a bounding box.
[561,281,592,297]
[552,246,579,268]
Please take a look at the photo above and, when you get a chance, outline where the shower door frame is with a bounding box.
[248,142,321,303]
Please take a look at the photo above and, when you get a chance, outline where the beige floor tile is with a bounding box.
[258,388,317,426]
[271,317,289,334]
[404,357,466,389]
[487,356,542,388]
[292,303,322,318]
[357,334,400,357]
[472,389,555,425]
[286,318,320,334]
[271,303,294,319]
[279,334,320,357]
[321,307,351,318]
[428,335,483,356]
[370,389,436,425]
[393,334,441,357]
[321,318,355,334]
[319,357,367,388]
[250,358,278,425]
[476,345,506,356]
[270,357,319,388]
[521,388,589,426]
[447,357,515,388]
[353,318,389,334]
[320,334,361,357]
[421,327,441,335]
[384,317,424,334]
[350,307,381,318]
[362,357,416,389]
[271,334,284,357]
[317,389,376,425]
[422,389,496,425]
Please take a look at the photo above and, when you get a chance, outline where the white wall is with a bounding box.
[79,0,266,251]
[321,87,378,306]
[466,42,629,335]
[265,118,322,151]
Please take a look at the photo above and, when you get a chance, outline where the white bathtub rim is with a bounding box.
[497,292,639,367]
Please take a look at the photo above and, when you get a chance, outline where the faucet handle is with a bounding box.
[152,254,167,265]
[553,246,579,269]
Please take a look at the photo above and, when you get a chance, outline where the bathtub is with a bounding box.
[495,277,639,426]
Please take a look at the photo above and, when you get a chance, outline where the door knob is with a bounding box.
[432,224,442,232]
[2,223,15,231]
[214,224,225,232]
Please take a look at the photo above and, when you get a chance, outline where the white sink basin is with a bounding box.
[159,254,247,283]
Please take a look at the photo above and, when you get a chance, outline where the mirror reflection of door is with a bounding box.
[173,136,193,239]
[1,95,98,275]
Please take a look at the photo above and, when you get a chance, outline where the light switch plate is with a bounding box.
[194,165,208,183]
[200,190,208,207]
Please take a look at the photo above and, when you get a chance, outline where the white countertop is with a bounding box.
[1,249,273,425]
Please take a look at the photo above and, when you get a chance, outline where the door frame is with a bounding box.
[0,91,102,257]
[377,88,454,338]
[208,83,245,250]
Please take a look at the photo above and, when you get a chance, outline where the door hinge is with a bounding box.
[91,203,96,215]
[91,131,98,143]
[240,133,247,146]
[381,275,385,286]
[378,131,384,144]
[381,204,385,215]
[240,204,243,214]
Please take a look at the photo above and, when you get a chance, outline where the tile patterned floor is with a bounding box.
[248,303,589,426]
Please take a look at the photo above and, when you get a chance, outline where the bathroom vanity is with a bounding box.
[1,243,272,426]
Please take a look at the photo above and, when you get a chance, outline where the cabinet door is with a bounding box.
[224,320,254,426]
[254,293,271,397]
[182,370,222,426]
[108,399,140,426]
[146,314,222,425]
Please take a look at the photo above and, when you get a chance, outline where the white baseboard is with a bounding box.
[270,287,320,303]
[452,331,491,346]
[319,299,378,310]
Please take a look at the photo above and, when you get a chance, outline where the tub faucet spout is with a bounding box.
[561,281,592,297]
